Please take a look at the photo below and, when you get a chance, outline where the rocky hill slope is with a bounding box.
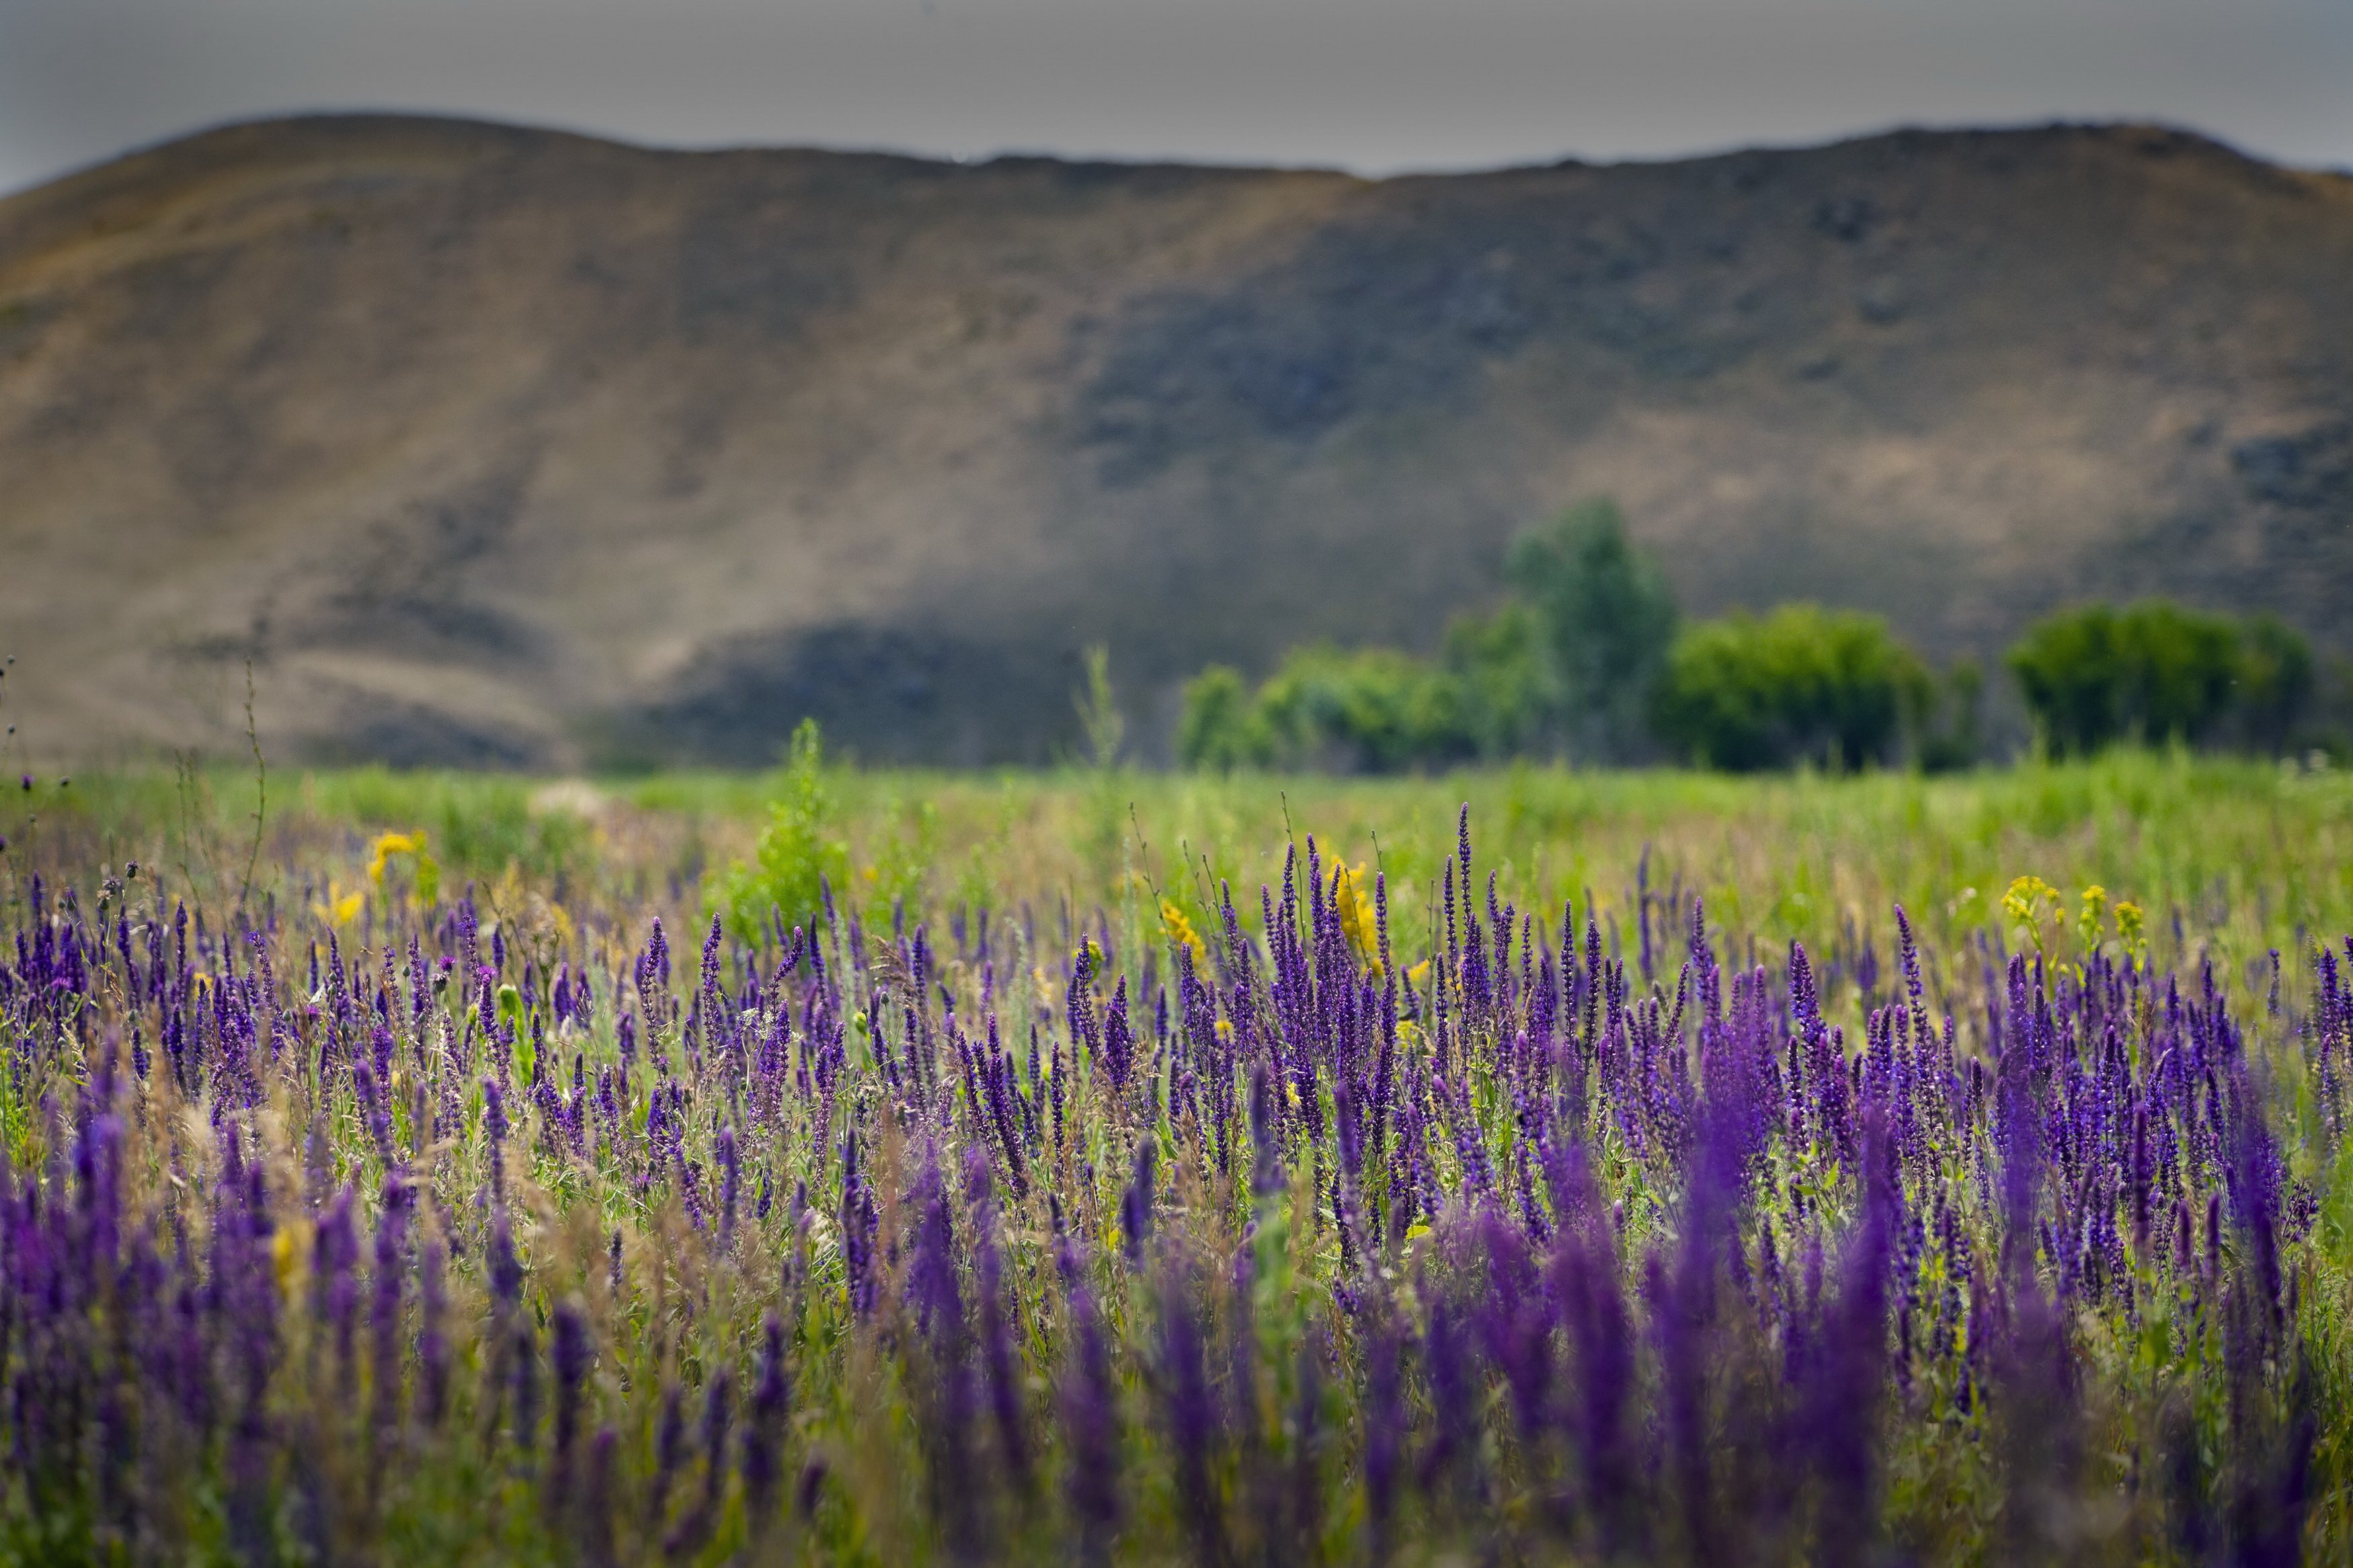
[2,114,2347,766]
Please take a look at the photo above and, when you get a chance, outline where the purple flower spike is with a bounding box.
[546,1303,592,1516]
[1121,1138,1158,1264]
[1158,1259,1226,1562]
[743,1315,791,1526]
[1062,1267,1123,1553]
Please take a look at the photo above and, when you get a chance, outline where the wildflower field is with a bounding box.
[5,751,2353,1564]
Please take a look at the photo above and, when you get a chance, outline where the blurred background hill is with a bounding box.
[1,112,2348,767]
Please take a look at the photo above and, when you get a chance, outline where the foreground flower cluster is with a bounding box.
[0,811,2344,1564]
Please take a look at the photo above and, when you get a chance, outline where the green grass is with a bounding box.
[15,751,2348,973]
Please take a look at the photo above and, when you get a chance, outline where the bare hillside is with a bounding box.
[1,115,2347,766]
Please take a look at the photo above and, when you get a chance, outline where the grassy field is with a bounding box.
[3,752,2350,1563]
[22,749,2350,968]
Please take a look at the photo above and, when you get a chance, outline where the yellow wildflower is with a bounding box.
[364,829,440,905]
[2077,884,2108,947]
[2001,876,2059,929]
[1161,899,1207,969]
[313,883,363,927]
[1331,862,1381,973]
[2002,876,2063,949]
[2115,900,2146,956]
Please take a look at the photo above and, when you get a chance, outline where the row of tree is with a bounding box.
[1176,500,2320,772]
[2006,599,2312,757]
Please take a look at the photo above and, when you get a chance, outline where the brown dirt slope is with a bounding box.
[1,114,2347,766]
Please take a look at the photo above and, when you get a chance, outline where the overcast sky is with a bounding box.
[3,0,2348,196]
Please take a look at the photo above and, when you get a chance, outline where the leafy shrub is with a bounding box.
[1654,604,1929,771]
[1179,614,1548,775]
[1176,665,1273,772]
[2007,600,2309,754]
[714,718,848,938]
[1255,644,1466,772]
[1073,643,1126,768]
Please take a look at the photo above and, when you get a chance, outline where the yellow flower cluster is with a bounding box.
[2115,899,2146,954]
[2003,874,2145,962]
[365,829,440,906]
[2077,884,2108,947]
[1330,861,1380,974]
[1160,899,1207,969]
[2001,875,2062,932]
[313,883,363,927]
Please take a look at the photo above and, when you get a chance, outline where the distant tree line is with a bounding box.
[2005,600,2313,757]
[1177,499,2325,773]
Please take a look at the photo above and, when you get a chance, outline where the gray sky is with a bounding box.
[3,0,2349,196]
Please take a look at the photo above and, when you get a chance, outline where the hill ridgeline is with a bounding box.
[2,115,2348,766]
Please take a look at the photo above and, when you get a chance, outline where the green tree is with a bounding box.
[2008,601,2245,753]
[2236,612,2314,756]
[2006,603,2120,753]
[1654,604,1929,772]
[1442,600,1556,760]
[2117,602,2241,744]
[1506,497,1679,762]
